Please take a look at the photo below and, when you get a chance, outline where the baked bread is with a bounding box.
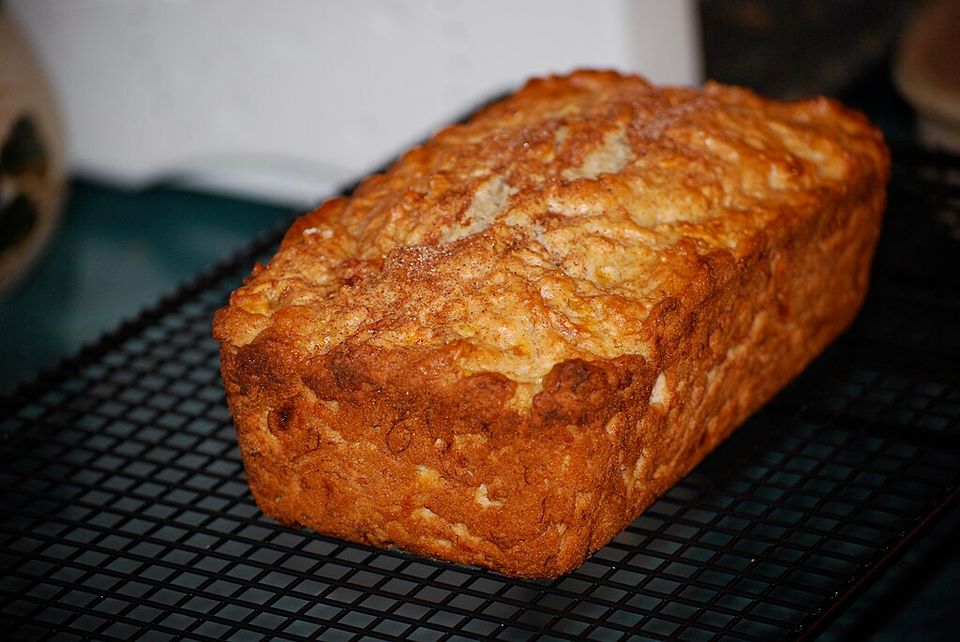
[213,70,889,578]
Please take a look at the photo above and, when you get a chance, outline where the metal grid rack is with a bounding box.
[1,149,958,641]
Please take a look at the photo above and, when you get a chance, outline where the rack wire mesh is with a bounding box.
[1,148,958,641]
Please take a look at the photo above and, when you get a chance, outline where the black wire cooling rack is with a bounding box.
[1,148,958,642]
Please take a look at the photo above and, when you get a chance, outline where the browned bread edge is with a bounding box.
[214,70,889,578]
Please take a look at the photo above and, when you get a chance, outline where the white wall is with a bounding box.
[9,0,701,206]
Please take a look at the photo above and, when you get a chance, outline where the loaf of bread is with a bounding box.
[213,70,889,578]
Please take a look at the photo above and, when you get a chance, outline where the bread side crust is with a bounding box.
[214,71,889,577]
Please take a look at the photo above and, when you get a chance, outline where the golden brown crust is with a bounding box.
[213,70,889,578]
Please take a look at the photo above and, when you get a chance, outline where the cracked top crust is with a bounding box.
[214,70,888,404]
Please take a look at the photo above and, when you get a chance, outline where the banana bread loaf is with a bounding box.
[213,70,890,578]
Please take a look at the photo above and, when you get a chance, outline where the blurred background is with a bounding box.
[1,0,703,391]
[0,1,956,638]
[0,0,935,392]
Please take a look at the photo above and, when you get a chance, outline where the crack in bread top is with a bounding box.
[215,70,888,393]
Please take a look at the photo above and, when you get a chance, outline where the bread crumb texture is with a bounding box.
[214,70,889,577]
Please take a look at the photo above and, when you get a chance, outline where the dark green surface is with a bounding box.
[0,179,292,394]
